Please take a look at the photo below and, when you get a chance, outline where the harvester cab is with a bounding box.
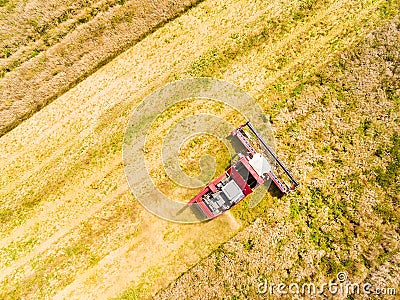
[188,122,298,219]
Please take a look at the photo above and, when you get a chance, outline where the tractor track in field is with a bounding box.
[0,0,204,137]
[52,211,241,300]
[0,156,123,258]
[0,0,398,298]
[0,180,128,283]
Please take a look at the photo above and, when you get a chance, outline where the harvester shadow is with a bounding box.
[266,181,285,199]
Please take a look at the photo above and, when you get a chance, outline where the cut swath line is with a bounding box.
[0,182,128,283]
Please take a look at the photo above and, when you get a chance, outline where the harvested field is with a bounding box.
[0,0,399,298]
[0,0,201,136]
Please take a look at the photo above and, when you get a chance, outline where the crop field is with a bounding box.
[0,0,399,299]
[0,0,201,136]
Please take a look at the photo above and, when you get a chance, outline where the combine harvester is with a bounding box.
[188,122,298,219]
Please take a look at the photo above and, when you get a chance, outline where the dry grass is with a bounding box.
[0,0,398,298]
[155,17,400,300]
[0,0,202,137]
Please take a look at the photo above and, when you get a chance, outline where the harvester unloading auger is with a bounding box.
[188,122,299,219]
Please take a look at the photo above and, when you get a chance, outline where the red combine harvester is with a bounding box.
[188,122,298,219]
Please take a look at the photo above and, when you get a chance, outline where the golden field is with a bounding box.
[0,0,399,298]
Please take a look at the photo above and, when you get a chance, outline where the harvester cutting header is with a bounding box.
[188,122,298,219]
